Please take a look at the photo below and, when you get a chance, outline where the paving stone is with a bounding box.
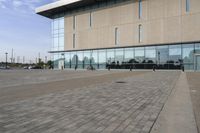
[0,71,180,133]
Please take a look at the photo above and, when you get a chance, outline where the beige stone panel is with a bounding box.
[133,0,139,22]
[108,6,121,26]
[141,0,148,21]
[181,13,200,42]
[65,16,73,33]
[146,20,164,44]
[77,13,90,31]
[163,16,181,43]
[119,24,134,46]
[190,0,200,13]
[64,32,73,50]
[164,0,181,18]
[97,27,114,48]
[93,8,110,28]
[76,30,89,49]
[181,0,187,15]
[120,3,134,24]
[148,0,164,20]
[88,29,99,49]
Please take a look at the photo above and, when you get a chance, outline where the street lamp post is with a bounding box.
[5,52,8,69]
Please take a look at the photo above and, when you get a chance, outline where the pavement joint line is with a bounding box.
[150,72,198,133]
[148,72,181,133]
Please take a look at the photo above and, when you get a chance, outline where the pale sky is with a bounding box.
[0,0,58,63]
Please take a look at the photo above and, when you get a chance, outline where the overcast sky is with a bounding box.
[0,0,58,63]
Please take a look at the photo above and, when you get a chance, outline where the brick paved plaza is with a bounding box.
[0,70,197,133]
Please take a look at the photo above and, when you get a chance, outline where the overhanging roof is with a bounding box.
[36,0,106,19]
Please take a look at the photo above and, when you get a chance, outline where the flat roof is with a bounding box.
[36,0,106,18]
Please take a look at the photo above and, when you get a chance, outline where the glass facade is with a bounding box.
[52,17,65,68]
[52,43,200,70]
[52,17,64,51]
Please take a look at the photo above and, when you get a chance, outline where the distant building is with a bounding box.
[36,0,200,70]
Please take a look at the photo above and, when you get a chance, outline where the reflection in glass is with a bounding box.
[65,52,71,68]
[71,52,77,68]
[77,51,83,68]
[195,43,200,54]
[157,46,169,64]
[84,51,91,68]
[169,45,182,63]
[169,45,182,69]
[52,43,200,70]
[183,44,194,70]
[53,53,59,69]
[115,49,124,64]
[135,47,144,63]
[99,50,106,69]
[52,17,64,51]
[145,47,156,64]
[107,49,115,64]
[182,44,194,63]
[91,50,98,64]
[124,48,134,63]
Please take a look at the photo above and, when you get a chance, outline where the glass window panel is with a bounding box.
[77,51,83,64]
[59,18,64,29]
[59,29,64,34]
[135,47,144,63]
[91,50,98,64]
[145,47,156,63]
[139,25,143,43]
[139,0,142,19]
[53,30,59,35]
[124,48,134,63]
[107,49,115,64]
[99,50,106,64]
[115,49,124,64]
[53,54,59,69]
[195,43,200,54]
[71,52,77,65]
[157,46,169,64]
[84,51,91,64]
[53,37,58,48]
[54,19,59,30]
[169,45,182,63]
[115,28,119,45]
[65,52,70,65]
[58,47,63,51]
[186,0,190,12]
[182,44,194,63]
[59,36,64,47]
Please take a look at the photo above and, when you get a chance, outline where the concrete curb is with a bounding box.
[150,72,198,133]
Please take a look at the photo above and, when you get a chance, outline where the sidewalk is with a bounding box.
[151,72,198,133]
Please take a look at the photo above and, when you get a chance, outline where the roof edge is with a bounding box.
[35,0,81,14]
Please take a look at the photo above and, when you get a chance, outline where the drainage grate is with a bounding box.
[115,81,127,84]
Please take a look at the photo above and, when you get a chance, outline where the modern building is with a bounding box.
[36,0,200,70]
